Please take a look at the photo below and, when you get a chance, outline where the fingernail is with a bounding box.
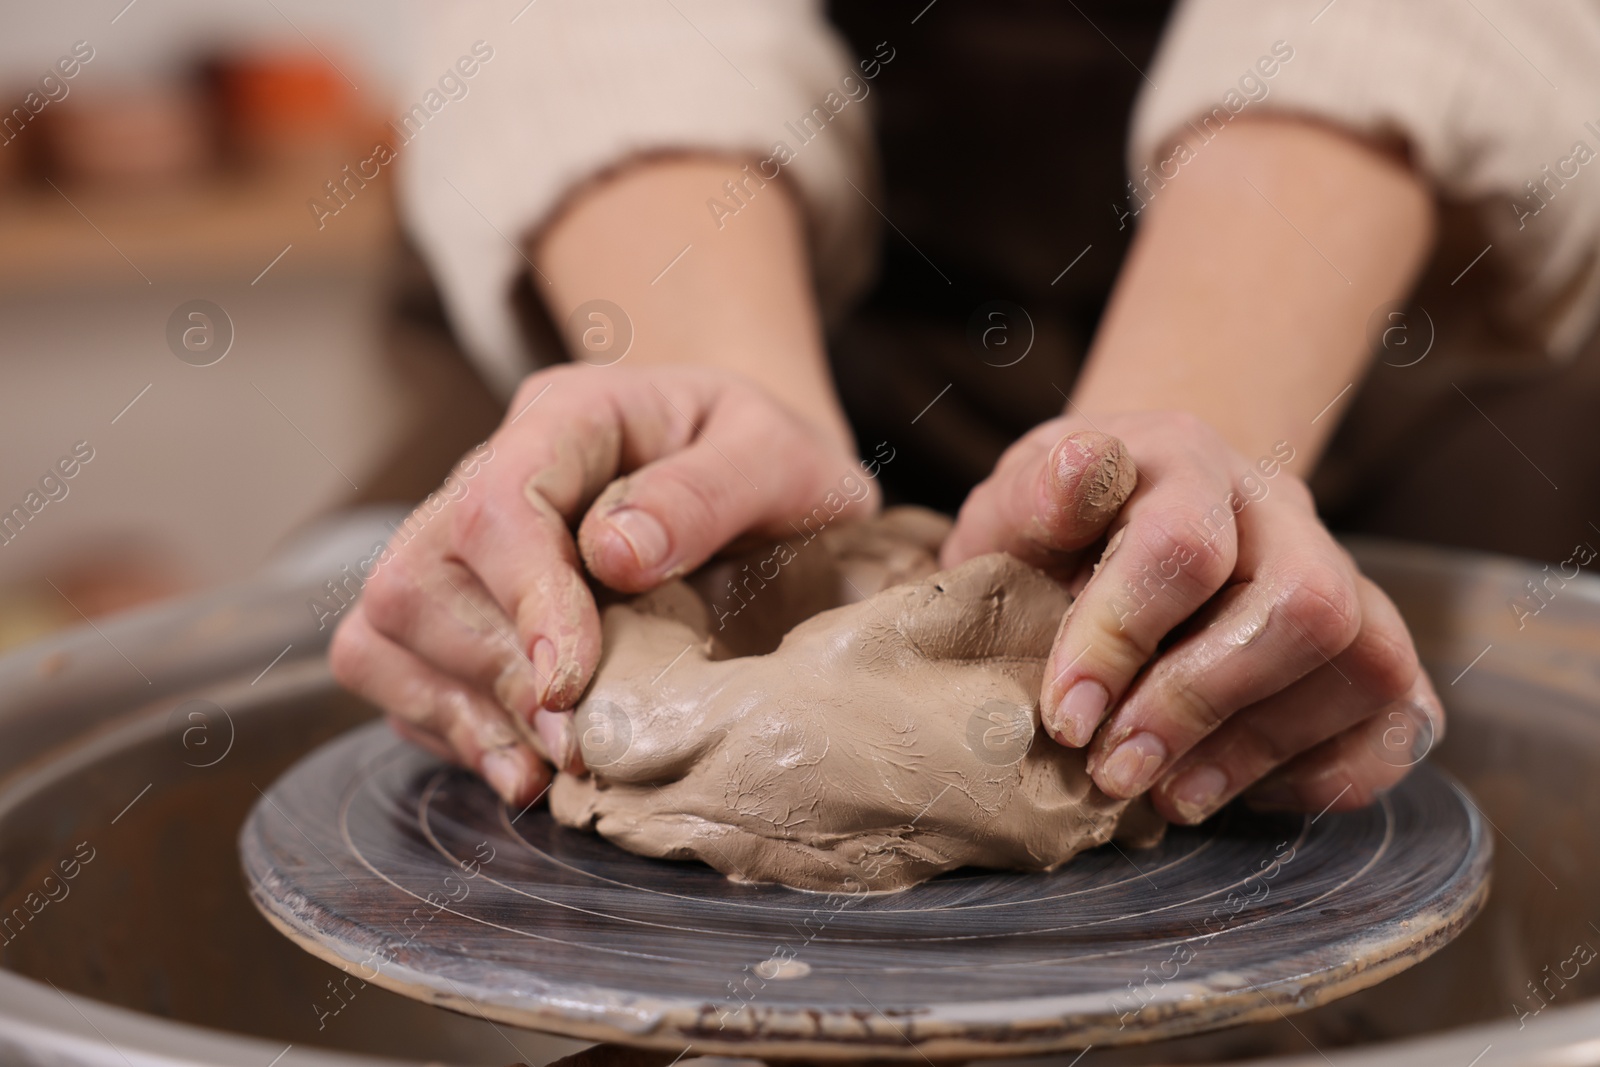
[535,708,575,771]
[1098,732,1167,797]
[1050,434,1093,490]
[1056,432,1135,525]
[480,749,524,804]
[530,637,557,702]
[604,507,670,570]
[1167,763,1228,823]
[1048,679,1108,747]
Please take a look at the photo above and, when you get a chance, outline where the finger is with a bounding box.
[361,530,577,768]
[1085,495,1363,799]
[385,713,455,762]
[330,611,551,805]
[1149,576,1428,823]
[449,371,628,712]
[577,381,875,594]
[1239,695,1438,816]
[1040,459,1240,749]
[940,429,1137,574]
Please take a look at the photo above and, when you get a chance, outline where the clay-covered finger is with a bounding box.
[1039,460,1240,751]
[940,429,1137,575]
[576,381,876,594]
[1084,496,1362,799]
[329,611,551,805]
[449,374,626,712]
[360,522,558,735]
[355,482,578,768]
[1149,577,1429,823]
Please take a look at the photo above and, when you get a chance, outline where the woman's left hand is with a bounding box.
[942,410,1442,825]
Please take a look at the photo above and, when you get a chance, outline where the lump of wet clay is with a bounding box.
[549,508,1162,893]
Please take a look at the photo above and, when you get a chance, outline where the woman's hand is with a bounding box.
[943,410,1442,825]
[329,363,878,806]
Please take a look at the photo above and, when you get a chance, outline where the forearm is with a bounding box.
[531,155,853,452]
[1073,116,1436,466]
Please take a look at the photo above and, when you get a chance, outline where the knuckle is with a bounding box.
[1079,575,1164,662]
[653,467,733,529]
[1222,712,1302,769]
[1348,624,1420,703]
[1279,567,1360,656]
[328,621,372,692]
[359,561,422,639]
[440,688,512,752]
[448,491,494,558]
[1164,677,1229,737]
[1097,621,1159,675]
[435,693,481,754]
[725,394,818,466]
[1252,724,1303,768]
[1135,508,1232,592]
[1065,590,1158,681]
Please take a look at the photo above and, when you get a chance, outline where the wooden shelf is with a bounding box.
[0,164,396,291]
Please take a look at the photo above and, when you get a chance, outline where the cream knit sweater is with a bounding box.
[400,0,1600,396]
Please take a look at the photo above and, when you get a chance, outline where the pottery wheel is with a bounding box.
[241,721,1491,1060]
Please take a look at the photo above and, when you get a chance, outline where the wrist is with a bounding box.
[632,337,857,458]
[533,153,855,457]
[1075,116,1433,466]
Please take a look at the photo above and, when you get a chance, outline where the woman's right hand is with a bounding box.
[329,363,881,806]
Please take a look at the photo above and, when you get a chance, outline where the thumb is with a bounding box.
[940,429,1136,574]
[577,408,875,594]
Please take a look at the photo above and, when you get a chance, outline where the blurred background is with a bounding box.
[0,0,502,652]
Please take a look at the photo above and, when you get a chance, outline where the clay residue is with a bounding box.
[1078,436,1137,527]
[550,508,1160,893]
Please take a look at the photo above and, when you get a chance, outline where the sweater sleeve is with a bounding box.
[1128,0,1600,361]
[396,0,880,396]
